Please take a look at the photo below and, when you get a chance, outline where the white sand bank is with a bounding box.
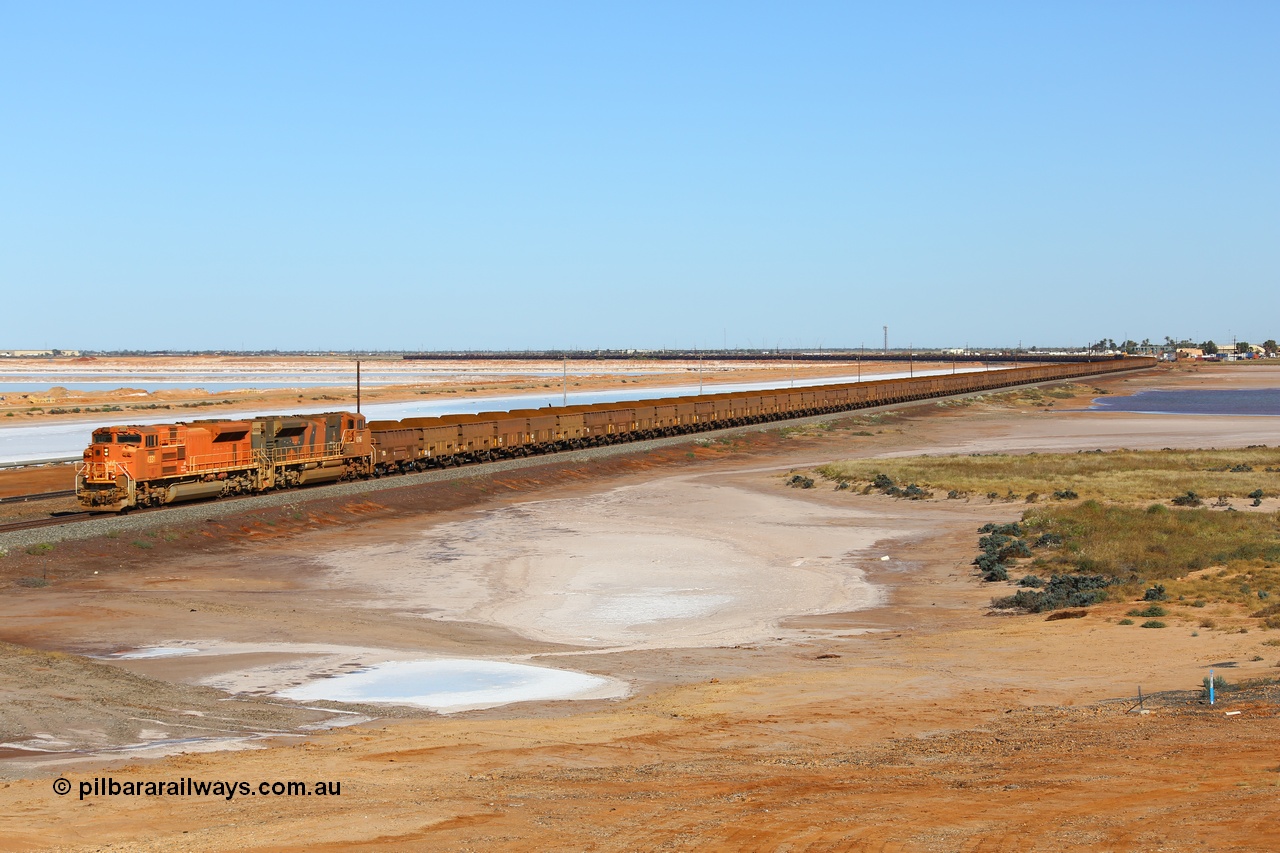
[316,475,899,648]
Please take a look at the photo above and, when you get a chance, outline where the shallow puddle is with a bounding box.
[278,658,626,713]
[100,647,202,659]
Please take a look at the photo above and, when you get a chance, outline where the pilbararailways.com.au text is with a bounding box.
[54,776,341,801]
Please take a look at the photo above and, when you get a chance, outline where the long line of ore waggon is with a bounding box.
[76,358,1153,512]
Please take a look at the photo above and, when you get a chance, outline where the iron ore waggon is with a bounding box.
[76,357,1154,511]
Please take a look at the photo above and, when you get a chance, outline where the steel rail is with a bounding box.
[0,490,77,505]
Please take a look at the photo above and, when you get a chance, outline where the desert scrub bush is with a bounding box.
[131,540,153,549]
[991,574,1112,612]
[26,543,55,556]
[1127,605,1168,618]
[1144,584,1169,601]
[972,527,1035,582]
[1172,491,1203,507]
[1001,539,1033,559]
[885,483,932,500]
[979,522,1023,536]
[1140,620,1167,628]
[1202,674,1232,697]
[786,474,814,489]
[1118,618,1134,625]
[980,563,1009,582]
[842,471,934,500]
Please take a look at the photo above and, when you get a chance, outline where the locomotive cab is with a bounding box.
[77,426,156,510]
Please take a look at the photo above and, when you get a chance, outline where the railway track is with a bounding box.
[0,511,93,535]
[0,490,77,505]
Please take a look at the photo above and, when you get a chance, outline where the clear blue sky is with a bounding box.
[2,2,1276,351]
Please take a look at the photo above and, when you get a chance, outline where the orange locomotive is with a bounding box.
[77,412,371,511]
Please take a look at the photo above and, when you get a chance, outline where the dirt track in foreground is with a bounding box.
[2,363,1280,851]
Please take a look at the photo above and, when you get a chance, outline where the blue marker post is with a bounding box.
[1209,668,1215,705]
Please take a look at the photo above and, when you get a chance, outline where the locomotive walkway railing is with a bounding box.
[184,441,349,474]
[264,441,348,465]
[77,459,130,483]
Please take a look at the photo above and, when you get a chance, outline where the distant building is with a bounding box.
[0,349,80,357]
[1176,348,1204,359]
[1213,343,1264,360]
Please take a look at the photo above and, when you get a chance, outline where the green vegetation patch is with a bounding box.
[940,384,1090,410]
[816,447,1279,502]
[1021,501,1280,581]
[977,501,1280,616]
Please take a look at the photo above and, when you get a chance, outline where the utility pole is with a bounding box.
[883,326,888,354]
[562,356,567,406]
[909,342,913,377]
[356,359,361,414]
[858,342,863,381]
